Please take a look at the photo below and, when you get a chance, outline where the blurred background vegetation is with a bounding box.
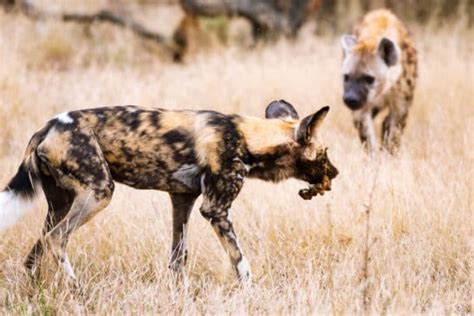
[1,0,472,62]
[316,0,473,30]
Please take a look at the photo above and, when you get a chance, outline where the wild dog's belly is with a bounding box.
[97,133,202,193]
[106,159,202,193]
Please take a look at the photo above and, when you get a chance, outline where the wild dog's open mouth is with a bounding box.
[298,175,332,200]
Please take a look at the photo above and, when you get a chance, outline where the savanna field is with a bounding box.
[0,2,473,314]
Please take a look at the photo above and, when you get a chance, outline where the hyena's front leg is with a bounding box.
[353,110,377,153]
[169,193,199,273]
[382,101,410,154]
[199,160,251,286]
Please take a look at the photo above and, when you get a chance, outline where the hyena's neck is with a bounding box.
[236,117,298,182]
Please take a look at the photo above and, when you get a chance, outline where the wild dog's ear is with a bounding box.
[378,37,398,66]
[265,100,299,120]
[295,106,330,144]
[341,34,357,55]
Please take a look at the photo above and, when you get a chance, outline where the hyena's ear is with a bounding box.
[265,100,299,120]
[295,106,330,144]
[341,34,357,55]
[378,37,398,66]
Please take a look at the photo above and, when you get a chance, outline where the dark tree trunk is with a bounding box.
[1,0,178,55]
[180,0,321,39]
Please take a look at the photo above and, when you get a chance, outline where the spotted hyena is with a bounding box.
[341,9,417,153]
[0,101,338,286]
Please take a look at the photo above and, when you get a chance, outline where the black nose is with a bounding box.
[343,95,363,110]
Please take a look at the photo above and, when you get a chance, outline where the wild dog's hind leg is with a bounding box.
[35,127,114,284]
[24,173,75,278]
[169,193,198,273]
[45,189,112,284]
[199,160,251,285]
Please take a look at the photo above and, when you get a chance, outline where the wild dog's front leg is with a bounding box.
[199,161,251,285]
[169,193,199,273]
[202,207,251,285]
[353,110,377,153]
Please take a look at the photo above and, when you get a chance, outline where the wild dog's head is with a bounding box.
[266,100,339,200]
[340,35,402,110]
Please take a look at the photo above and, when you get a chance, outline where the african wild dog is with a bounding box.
[341,9,417,153]
[0,101,338,286]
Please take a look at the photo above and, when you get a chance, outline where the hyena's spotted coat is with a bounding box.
[1,101,338,286]
[341,9,417,153]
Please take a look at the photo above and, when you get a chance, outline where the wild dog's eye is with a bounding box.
[343,74,350,82]
[363,75,375,85]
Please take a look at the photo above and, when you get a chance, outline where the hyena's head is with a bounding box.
[340,35,401,110]
[266,101,339,199]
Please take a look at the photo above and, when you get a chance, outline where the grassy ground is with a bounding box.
[0,6,472,314]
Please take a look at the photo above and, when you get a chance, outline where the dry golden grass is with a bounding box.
[0,7,473,315]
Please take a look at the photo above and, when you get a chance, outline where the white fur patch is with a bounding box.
[61,255,77,280]
[0,191,36,231]
[227,208,233,223]
[236,256,252,286]
[243,162,264,172]
[200,174,206,193]
[55,112,74,124]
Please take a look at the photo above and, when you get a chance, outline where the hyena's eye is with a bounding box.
[362,75,375,85]
[343,74,350,82]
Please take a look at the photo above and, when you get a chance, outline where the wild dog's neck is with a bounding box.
[243,143,298,182]
[236,116,299,182]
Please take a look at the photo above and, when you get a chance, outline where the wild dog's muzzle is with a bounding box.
[298,161,339,200]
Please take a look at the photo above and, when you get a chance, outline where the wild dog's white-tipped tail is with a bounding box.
[1,160,41,232]
[0,190,38,231]
[1,125,48,232]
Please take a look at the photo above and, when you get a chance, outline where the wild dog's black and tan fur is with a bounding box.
[2,101,338,286]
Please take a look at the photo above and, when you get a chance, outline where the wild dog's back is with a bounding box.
[57,106,256,193]
[42,106,201,193]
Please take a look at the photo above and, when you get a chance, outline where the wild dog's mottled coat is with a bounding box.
[1,101,338,286]
[341,9,417,153]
